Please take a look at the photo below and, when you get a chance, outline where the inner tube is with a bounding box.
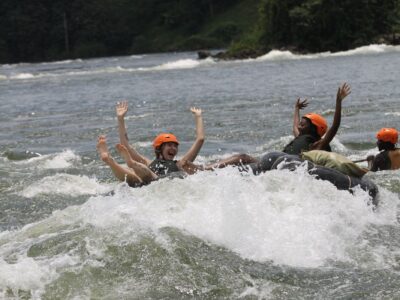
[128,171,187,188]
[250,152,379,206]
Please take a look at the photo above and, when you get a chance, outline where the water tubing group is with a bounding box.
[97,83,400,209]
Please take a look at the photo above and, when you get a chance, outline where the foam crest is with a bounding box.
[9,73,35,79]
[5,58,213,81]
[0,257,54,296]
[0,168,397,296]
[17,149,81,170]
[257,50,300,61]
[45,58,83,65]
[331,44,399,56]
[0,224,82,297]
[255,44,400,62]
[385,112,400,116]
[81,168,395,268]
[20,174,113,198]
[146,59,202,71]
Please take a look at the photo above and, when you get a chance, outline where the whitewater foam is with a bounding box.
[5,45,397,81]
[16,150,81,170]
[20,174,113,198]
[0,167,398,297]
[9,73,35,79]
[384,112,400,117]
[0,257,54,297]
[255,44,400,62]
[140,58,213,71]
[79,168,395,268]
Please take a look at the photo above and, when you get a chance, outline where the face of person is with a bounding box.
[160,142,178,160]
[298,117,311,135]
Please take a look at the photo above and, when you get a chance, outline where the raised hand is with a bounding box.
[116,101,128,119]
[336,83,351,102]
[295,98,308,110]
[190,107,202,117]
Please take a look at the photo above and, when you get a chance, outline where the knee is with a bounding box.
[235,154,255,164]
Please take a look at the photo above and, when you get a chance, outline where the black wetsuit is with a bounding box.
[371,151,391,171]
[283,134,331,155]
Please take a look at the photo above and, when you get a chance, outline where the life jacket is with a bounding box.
[148,159,180,176]
[371,150,392,171]
[283,134,331,155]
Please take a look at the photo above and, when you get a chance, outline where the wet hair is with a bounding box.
[303,117,320,140]
[377,140,395,151]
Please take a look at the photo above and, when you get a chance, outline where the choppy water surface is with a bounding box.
[0,45,400,299]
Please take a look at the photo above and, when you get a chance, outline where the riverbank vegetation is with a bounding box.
[0,0,399,63]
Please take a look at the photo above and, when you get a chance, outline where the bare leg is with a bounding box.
[205,154,259,170]
[116,143,158,183]
[116,143,137,167]
[97,136,143,185]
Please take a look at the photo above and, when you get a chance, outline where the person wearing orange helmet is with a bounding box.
[97,101,205,186]
[283,82,351,155]
[197,83,351,170]
[367,128,400,171]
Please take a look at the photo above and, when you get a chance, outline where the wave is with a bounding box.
[20,174,113,198]
[15,149,81,170]
[4,58,214,81]
[135,57,216,72]
[330,44,396,57]
[78,171,398,266]
[2,44,397,81]
[143,58,202,71]
[256,44,400,62]
[0,167,398,297]
[384,112,400,117]
[40,58,84,65]
[9,73,36,79]
[130,55,145,59]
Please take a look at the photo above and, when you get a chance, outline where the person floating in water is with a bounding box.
[367,128,400,171]
[283,82,351,155]
[97,102,205,186]
[204,83,352,169]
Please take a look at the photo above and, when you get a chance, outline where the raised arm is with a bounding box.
[116,101,151,165]
[180,107,205,162]
[293,98,308,137]
[316,83,351,149]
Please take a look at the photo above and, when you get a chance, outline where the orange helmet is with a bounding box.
[376,128,398,144]
[304,113,328,137]
[153,133,179,149]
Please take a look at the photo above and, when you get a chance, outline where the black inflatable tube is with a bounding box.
[249,152,379,206]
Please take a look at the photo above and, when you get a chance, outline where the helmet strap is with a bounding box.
[155,145,163,159]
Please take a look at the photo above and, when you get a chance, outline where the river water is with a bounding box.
[0,45,400,299]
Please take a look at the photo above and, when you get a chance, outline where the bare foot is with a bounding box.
[115,143,131,163]
[97,135,111,163]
